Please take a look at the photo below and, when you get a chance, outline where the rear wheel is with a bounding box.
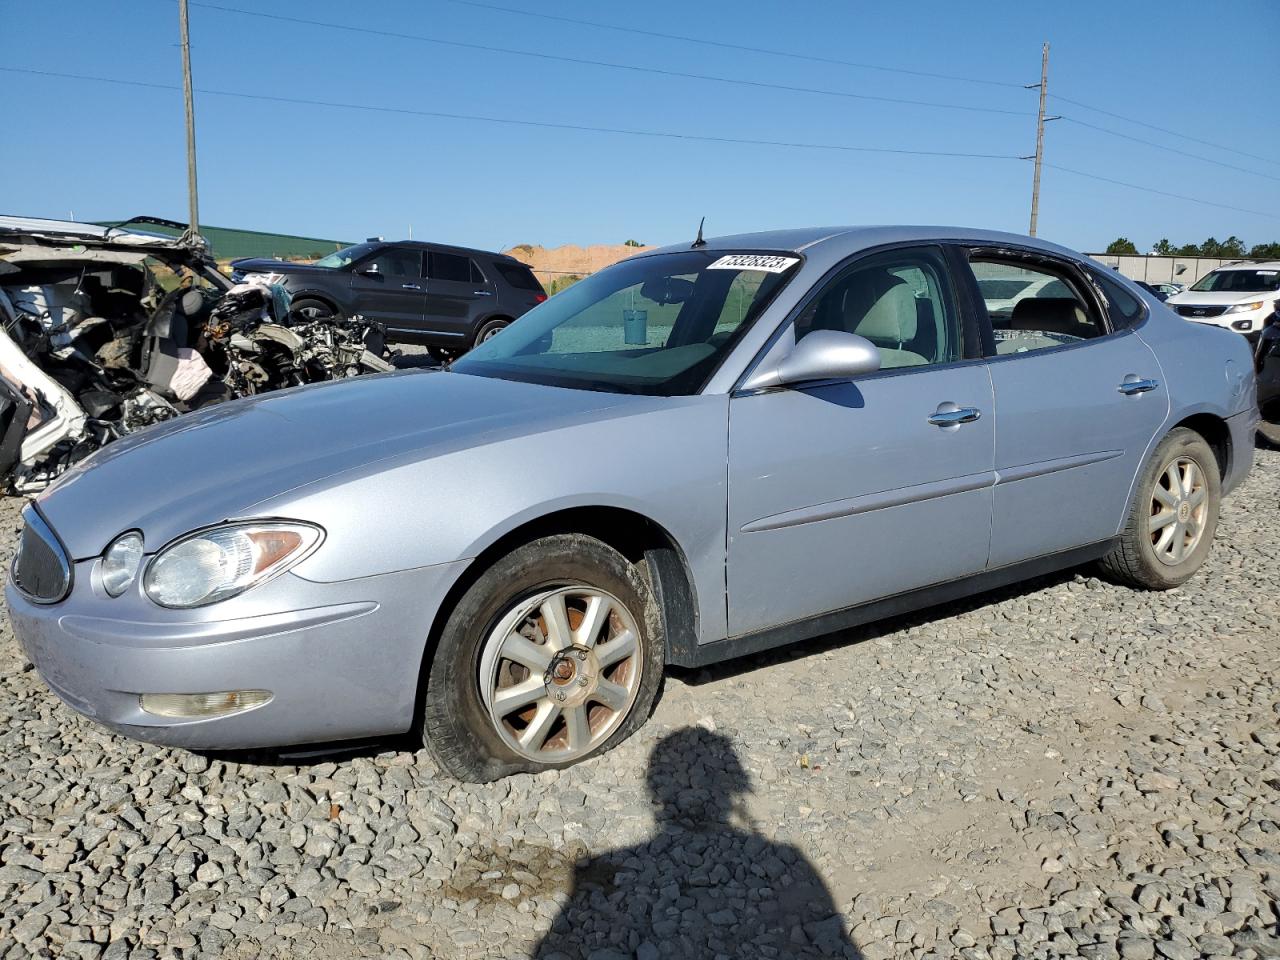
[1098,427,1220,589]
[422,534,663,781]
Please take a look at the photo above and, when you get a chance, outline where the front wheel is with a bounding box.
[1098,427,1221,589]
[289,298,338,322]
[472,317,509,347]
[422,534,664,781]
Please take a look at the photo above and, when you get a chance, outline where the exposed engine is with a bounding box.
[0,220,395,493]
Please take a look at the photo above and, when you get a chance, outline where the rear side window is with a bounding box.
[428,252,476,283]
[493,261,544,292]
[1092,271,1146,330]
[971,258,1106,355]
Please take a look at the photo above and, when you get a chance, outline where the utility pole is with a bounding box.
[1023,42,1059,237]
[178,0,201,243]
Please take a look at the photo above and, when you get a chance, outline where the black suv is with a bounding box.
[230,241,546,353]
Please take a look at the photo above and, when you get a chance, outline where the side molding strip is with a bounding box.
[994,449,1123,486]
[742,470,997,533]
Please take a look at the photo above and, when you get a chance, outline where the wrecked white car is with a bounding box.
[0,216,392,493]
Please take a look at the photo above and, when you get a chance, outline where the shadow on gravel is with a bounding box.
[532,727,862,959]
[672,567,1081,687]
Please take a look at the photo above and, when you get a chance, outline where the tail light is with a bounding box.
[534,293,548,303]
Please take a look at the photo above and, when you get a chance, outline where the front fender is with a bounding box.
[271,395,732,645]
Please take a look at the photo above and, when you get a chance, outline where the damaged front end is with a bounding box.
[0,216,392,493]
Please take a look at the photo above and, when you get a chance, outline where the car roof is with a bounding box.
[640,225,1086,261]
[1210,260,1280,271]
[382,239,522,262]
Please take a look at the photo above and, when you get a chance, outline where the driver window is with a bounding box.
[794,249,961,370]
[360,247,422,278]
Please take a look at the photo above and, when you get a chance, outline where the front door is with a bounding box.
[964,251,1171,567]
[348,246,426,327]
[426,251,492,344]
[726,246,996,638]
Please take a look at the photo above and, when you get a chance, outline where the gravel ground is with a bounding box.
[0,449,1277,960]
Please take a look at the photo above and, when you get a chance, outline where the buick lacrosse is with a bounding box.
[7,227,1257,781]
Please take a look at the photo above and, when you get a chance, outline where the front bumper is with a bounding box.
[6,556,469,750]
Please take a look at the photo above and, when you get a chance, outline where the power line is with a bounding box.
[1051,94,1280,168]
[1045,163,1279,220]
[0,67,1022,161]
[186,1,1030,118]
[438,0,1280,182]
[434,0,1026,90]
[1059,117,1280,183]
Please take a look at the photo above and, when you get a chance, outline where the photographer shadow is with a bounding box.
[533,727,861,959]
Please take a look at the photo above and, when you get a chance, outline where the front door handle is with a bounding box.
[401,283,423,291]
[928,402,982,427]
[473,290,493,296]
[1118,375,1160,395]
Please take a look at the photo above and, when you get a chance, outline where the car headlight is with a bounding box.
[1227,301,1266,314]
[144,521,322,608]
[101,531,144,597]
[243,271,286,286]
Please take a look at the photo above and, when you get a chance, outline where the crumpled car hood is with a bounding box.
[37,370,635,559]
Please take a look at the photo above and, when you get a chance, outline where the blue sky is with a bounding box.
[3,0,1278,253]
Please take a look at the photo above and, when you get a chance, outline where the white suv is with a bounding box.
[1166,262,1280,336]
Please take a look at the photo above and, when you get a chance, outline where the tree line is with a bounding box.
[1105,236,1280,258]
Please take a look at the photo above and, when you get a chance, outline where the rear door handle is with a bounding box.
[928,402,982,427]
[473,290,493,296]
[401,283,422,291]
[1118,375,1159,395]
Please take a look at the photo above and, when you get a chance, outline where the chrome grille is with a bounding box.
[1176,304,1227,318]
[12,507,71,604]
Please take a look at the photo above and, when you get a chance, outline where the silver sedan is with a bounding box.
[7,227,1257,780]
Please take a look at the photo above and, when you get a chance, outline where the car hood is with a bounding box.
[1168,290,1275,307]
[231,257,331,275]
[37,371,640,559]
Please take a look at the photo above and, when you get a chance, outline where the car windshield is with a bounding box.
[1190,269,1280,293]
[313,242,377,269]
[451,250,800,395]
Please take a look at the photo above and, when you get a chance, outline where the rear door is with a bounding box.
[347,246,426,327]
[426,251,492,344]
[962,248,1170,567]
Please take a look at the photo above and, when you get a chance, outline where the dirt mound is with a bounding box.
[501,242,656,286]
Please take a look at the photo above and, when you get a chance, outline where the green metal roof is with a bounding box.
[95,221,353,261]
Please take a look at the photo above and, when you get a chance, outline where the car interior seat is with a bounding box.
[1009,297,1097,341]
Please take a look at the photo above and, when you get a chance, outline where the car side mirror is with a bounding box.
[742,330,881,391]
[357,265,382,278]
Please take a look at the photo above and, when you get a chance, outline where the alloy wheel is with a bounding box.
[1148,455,1208,565]
[478,585,643,763]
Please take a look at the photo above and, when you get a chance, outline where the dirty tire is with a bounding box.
[1259,417,1280,448]
[289,297,338,322]
[1098,427,1220,590]
[472,318,509,347]
[422,534,664,782]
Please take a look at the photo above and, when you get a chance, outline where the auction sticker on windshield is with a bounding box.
[707,254,799,273]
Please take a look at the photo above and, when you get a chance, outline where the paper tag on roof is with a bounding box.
[707,254,799,273]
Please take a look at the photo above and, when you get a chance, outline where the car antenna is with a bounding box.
[691,217,706,248]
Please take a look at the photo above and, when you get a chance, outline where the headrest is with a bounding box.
[850,279,917,345]
[1010,297,1086,336]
